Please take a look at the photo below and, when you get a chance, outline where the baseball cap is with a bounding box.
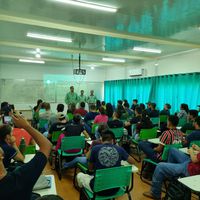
[57,112,66,120]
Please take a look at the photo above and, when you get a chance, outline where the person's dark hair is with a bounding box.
[96,100,101,110]
[1,102,9,110]
[141,115,153,128]
[117,100,123,105]
[98,123,109,136]
[139,103,146,110]
[106,103,113,118]
[165,103,171,110]
[101,129,115,142]
[151,103,156,109]
[180,103,189,113]
[0,124,12,141]
[123,102,130,108]
[133,99,138,104]
[70,103,76,113]
[89,104,96,111]
[168,115,179,127]
[73,114,81,123]
[123,99,128,104]
[189,110,198,119]
[80,102,85,108]
[0,102,11,115]
[117,104,125,113]
[36,195,64,200]
[195,116,200,127]
[57,104,64,112]
[114,110,122,119]
[37,99,43,106]
[67,109,73,114]
[135,107,142,115]
[99,106,106,115]
[101,101,106,106]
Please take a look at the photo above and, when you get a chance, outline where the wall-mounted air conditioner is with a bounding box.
[129,68,144,77]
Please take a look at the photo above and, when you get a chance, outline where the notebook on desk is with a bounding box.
[33,175,51,191]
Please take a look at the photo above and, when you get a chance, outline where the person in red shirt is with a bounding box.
[143,144,200,199]
[12,128,35,147]
[74,102,88,117]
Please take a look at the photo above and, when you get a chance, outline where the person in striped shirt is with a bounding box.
[138,115,183,163]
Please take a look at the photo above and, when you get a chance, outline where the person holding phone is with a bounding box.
[0,114,52,200]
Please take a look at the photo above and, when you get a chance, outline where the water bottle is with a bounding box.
[19,137,26,155]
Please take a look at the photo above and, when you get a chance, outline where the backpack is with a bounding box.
[164,180,191,200]
[118,131,132,153]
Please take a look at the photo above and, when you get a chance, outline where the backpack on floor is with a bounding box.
[164,180,191,200]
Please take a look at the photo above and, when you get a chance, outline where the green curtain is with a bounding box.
[104,73,200,113]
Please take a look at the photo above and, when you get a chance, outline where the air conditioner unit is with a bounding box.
[129,68,144,77]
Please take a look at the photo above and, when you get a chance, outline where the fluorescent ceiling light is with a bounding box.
[90,66,95,70]
[27,32,72,43]
[133,47,162,54]
[36,48,41,53]
[19,59,45,64]
[52,0,117,12]
[102,58,125,63]
[35,53,41,58]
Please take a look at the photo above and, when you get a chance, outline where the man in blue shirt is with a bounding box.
[76,130,135,195]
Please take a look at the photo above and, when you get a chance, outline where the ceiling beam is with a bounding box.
[0,40,154,61]
[0,10,200,48]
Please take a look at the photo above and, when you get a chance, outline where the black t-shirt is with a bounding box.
[107,119,123,128]
[49,122,68,134]
[130,116,142,125]
[149,110,159,118]
[0,152,47,200]
[64,122,84,136]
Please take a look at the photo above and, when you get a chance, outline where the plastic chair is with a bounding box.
[190,140,200,147]
[67,113,74,121]
[178,118,187,127]
[150,117,160,126]
[110,127,124,140]
[79,165,133,200]
[38,119,49,132]
[159,115,168,123]
[132,127,158,162]
[52,131,63,143]
[185,130,194,135]
[24,145,36,155]
[56,136,85,180]
[140,143,182,182]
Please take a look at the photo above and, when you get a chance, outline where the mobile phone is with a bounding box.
[3,116,12,124]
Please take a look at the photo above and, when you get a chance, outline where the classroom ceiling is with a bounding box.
[0,0,200,68]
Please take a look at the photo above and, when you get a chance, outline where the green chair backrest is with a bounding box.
[67,113,74,121]
[38,119,48,129]
[52,131,63,143]
[24,145,36,155]
[162,143,182,161]
[140,127,158,140]
[94,165,132,193]
[110,127,124,139]
[178,118,187,127]
[150,117,159,125]
[190,140,200,147]
[185,130,194,135]
[159,115,168,123]
[91,124,99,135]
[61,136,85,151]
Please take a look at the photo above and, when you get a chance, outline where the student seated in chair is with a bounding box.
[160,103,171,116]
[0,124,24,169]
[107,110,123,129]
[143,144,200,200]
[48,113,68,143]
[76,129,135,196]
[149,103,159,118]
[139,115,183,163]
[0,114,51,200]
[182,116,200,147]
[55,114,89,152]
[74,102,88,117]
[181,109,198,134]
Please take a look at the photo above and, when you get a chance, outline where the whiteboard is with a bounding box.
[0,79,103,105]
